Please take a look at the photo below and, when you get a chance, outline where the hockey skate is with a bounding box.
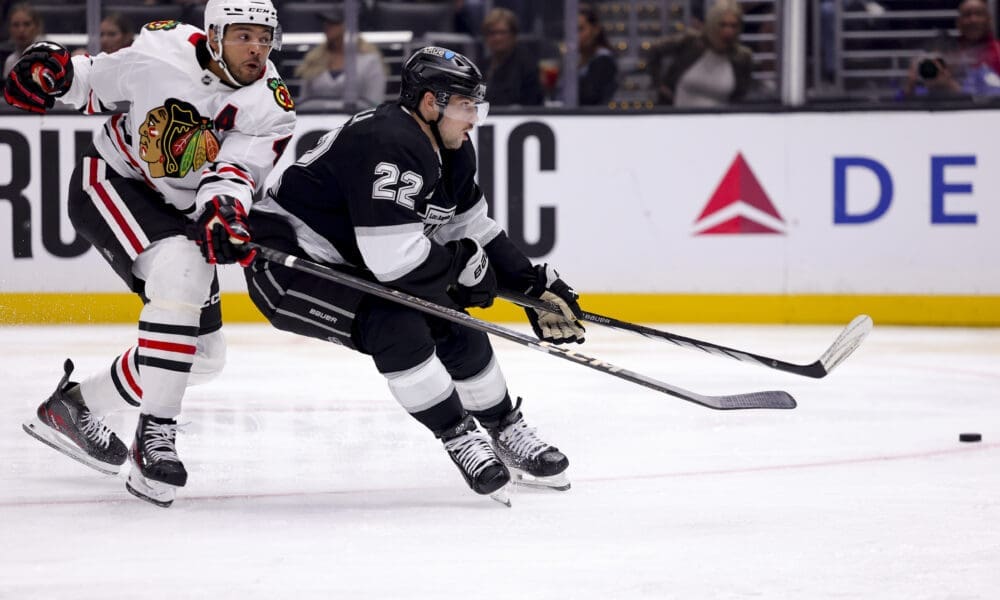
[485,399,570,491]
[125,413,188,508]
[441,415,512,506]
[22,359,128,475]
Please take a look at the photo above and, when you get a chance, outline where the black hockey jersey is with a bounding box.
[255,103,536,302]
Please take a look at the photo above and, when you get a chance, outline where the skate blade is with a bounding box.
[510,469,571,491]
[489,485,512,507]
[125,470,177,508]
[22,418,121,476]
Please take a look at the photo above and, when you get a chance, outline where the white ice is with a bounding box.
[0,322,998,599]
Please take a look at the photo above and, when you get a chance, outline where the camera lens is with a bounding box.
[918,58,939,80]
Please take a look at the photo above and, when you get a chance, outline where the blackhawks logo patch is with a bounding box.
[138,98,220,179]
[144,20,180,31]
[267,77,295,112]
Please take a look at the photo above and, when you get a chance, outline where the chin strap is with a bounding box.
[208,28,246,88]
[410,101,447,151]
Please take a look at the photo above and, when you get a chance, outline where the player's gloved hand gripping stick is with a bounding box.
[191,195,257,267]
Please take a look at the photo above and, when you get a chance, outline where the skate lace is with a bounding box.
[444,432,497,479]
[500,420,549,460]
[142,421,182,463]
[79,413,114,449]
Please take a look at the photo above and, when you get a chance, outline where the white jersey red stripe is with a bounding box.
[58,21,295,218]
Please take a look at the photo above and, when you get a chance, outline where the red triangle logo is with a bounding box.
[697,215,783,234]
[694,153,785,235]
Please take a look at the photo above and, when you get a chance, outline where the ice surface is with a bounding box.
[1,323,997,599]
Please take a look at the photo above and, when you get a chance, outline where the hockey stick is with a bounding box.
[501,291,873,379]
[251,245,796,411]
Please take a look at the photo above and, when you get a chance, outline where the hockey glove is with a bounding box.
[191,195,257,266]
[525,264,586,344]
[3,42,74,114]
[446,238,498,308]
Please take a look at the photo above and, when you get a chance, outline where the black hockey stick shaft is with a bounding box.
[251,245,795,411]
[502,291,873,379]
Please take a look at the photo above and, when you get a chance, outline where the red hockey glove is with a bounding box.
[192,195,256,266]
[3,42,74,114]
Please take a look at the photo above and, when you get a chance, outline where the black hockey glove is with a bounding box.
[525,264,586,344]
[191,195,257,267]
[446,238,497,309]
[3,42,74,114]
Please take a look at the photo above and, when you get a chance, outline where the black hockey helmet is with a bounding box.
[399,46,486,110]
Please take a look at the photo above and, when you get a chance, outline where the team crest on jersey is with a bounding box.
[421,204,455,225]
[138,98,220,179]
[267,78,295,112]
[144,20,180,31]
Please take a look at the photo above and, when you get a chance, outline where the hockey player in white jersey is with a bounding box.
[4,0,296,507]
[246,47,585,501]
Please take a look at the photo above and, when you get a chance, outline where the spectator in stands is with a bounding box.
[99,13,135,55]
[577,4,617,106]
[295,8,388,107]
[481,8,543,106]
[3,4,42,78]
[72,13,136,58]
[454,0,485,36]
[900,0,1000,100]
[645,0,753,108]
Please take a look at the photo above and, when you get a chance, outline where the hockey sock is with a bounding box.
[453,356,511,417]
[383,353,466,435]
[79,346,142,416]
[133,302,200,419]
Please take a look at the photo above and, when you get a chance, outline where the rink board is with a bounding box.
[1,110,997,324]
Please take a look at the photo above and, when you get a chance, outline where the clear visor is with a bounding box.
[441,99,490,126]
[219,24,282,51]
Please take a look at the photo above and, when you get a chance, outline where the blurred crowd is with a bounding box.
[2,0,999,110]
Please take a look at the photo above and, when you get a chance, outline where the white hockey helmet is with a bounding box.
[204,0,282,84]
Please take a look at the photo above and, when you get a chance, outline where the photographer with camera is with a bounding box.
[900,0,1000,100]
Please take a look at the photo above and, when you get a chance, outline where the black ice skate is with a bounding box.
[440,415,511,505]
[22,359,128,475]
[485,399,570,491]
[126,413,187,508]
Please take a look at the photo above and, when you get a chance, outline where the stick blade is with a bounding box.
[818,314,873,375]
[709,390,797,410]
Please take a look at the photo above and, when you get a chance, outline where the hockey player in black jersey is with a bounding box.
[247,47,586,500]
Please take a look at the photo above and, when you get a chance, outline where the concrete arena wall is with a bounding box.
[1,110,997,325]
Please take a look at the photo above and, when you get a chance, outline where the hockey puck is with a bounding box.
[959,433,982,443]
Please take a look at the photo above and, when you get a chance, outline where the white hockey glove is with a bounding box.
[525,264,585,344]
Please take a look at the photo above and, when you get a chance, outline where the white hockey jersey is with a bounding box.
[59,20,296,216]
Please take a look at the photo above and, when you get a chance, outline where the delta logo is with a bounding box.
[693,152,786,235]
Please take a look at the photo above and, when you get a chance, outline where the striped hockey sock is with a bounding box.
[135,319,199,419]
